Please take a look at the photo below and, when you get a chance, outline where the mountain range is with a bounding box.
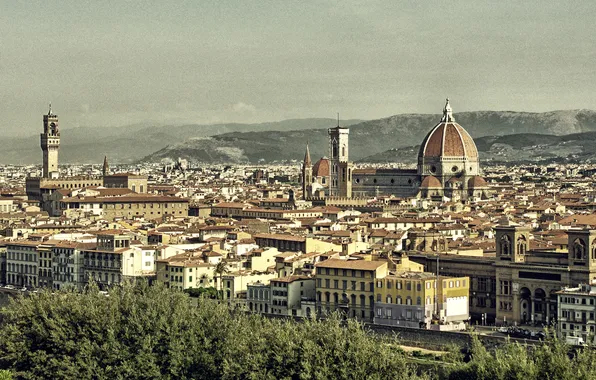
[142,109,596,164]
[0,119,361,165]
[4,109,596,165]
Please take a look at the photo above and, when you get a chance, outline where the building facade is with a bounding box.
[315,259,389,322]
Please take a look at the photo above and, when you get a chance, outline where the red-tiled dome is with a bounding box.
[468,176,488,188]
[312,158,329,177]
[418,99,478,160]
[420,175,442,188]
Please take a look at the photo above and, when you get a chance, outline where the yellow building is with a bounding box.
[374,272,469,329]
[315,259,389,322]
[155,253,216,290]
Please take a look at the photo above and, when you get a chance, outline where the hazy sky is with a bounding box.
[2,1,596,135]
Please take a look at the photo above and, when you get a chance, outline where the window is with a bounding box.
[334,280,339,289]
[500,281,510,295]
[386,295,392,304]
[376,308,382,317]
[377,294,381,302]
[325,279,330,288]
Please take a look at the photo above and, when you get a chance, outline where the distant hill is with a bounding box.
[0,118,362,165]
[142,109,596,164]
[360,132,596,164]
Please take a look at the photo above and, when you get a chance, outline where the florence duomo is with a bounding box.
[302,99,490,202]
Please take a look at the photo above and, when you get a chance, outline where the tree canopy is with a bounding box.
[0,283,419,379]
[2,283,596,380]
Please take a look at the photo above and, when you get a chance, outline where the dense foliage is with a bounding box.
[183,286,219,299]
[0,283,419,380]
[2,283,596,379]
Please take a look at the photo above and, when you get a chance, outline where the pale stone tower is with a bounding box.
[302,143,313,200]
[328,116,352,198]
[41,103,60,178]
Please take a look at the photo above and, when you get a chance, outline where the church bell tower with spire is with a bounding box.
[103,156,110,176]
[41,103,60,178]
[302,143,313,200]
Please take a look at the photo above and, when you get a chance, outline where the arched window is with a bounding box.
[574,238,586,260]
[396,296,402,305]
[517,235,527,256]
[386,295,392,304]
[416,297,421,305]
[500,235,511,256]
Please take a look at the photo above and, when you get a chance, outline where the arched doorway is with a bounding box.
[534,288,546,325]
[548,289,558,326]
[519,287,531,323]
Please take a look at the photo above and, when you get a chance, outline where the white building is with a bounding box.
[556,284,596,343]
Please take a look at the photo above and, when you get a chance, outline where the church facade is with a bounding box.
[302,99,490,201]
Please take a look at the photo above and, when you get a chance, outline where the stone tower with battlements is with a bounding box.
[41,103,60,178]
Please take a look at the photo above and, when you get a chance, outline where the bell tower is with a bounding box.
[41,103,60,178]
[495,223,530,263]
[302,144,313,200]
[328,114,352,198]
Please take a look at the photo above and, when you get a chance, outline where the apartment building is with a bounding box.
[373,272,469,329]
[315,259,389,322]
[556,284,596,343]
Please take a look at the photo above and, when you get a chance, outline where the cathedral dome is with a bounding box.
[312,157,330,177]
[418,99,478,160]
[468,175,487,188]
[420,175,442,188]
